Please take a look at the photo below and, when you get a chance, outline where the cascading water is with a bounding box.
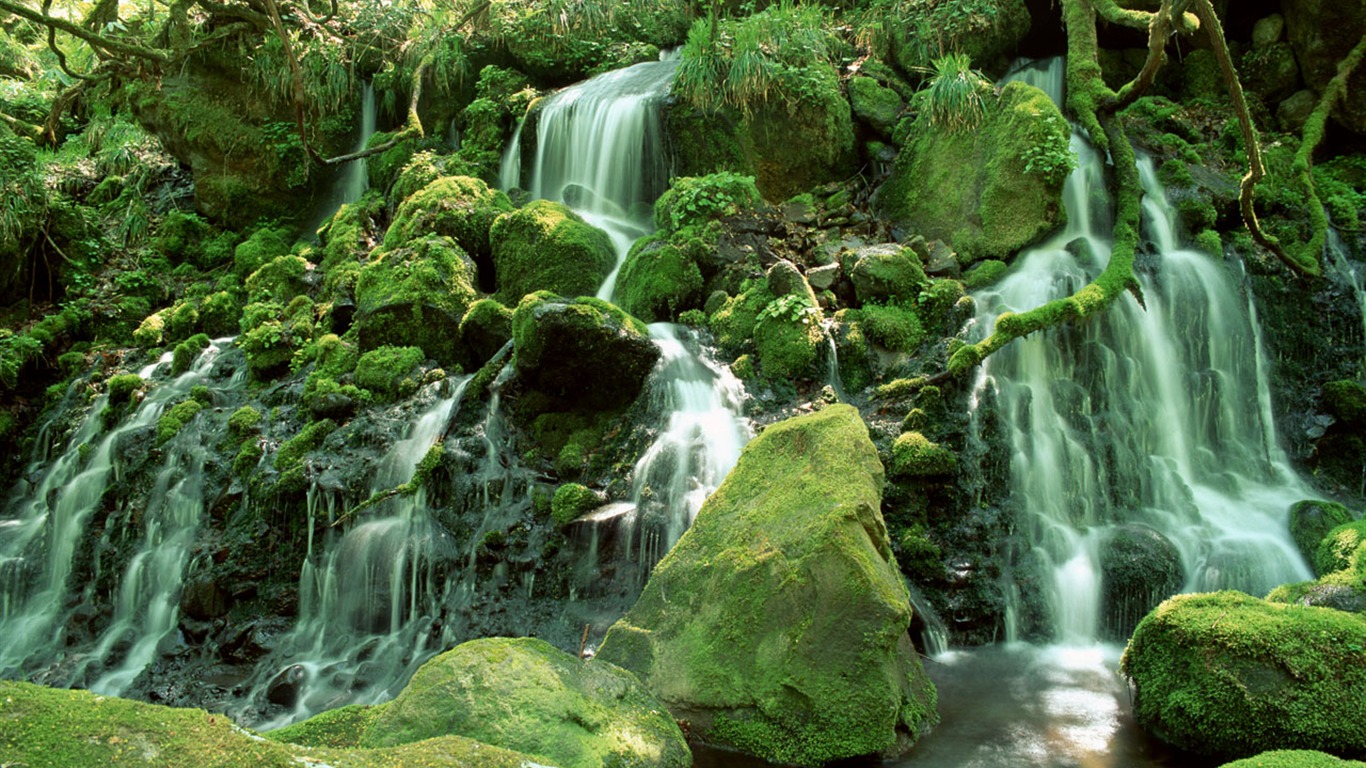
[308,81,376,231]
[0,338,240,681]
[1326,227,1366,377]
[903,57,1313,767]
[505,56,751,595]
[248,378,466,727]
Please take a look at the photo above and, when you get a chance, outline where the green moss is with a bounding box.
[654,172,765,234]
[709,279,777,354]
[133,309,168,348]
[365,130,441,194]
[490,200,614,304]
[359,637,690,768]
[856,303,924,353]
[849,76,904,134]
[239,299,313,380]
[1219,751,1366,768]
[849,246,929,305]
[1314,520,1366,577]
[246,254,309,304]
[458,298,514,367]
[227,405,262,439]
[889,431,956,477]
[274,419,338,473]
[962,259,1008,289]
[1323,380,1366,425]
[1288,500,1355,572]
[266,704,382,749]
[754,294,824,381]
[383,175,513,263]
[355,234,475,364]
[319,191,383,277]
[616,237,704,322]
[551,483,601,527]
[354,345,426,401]
[389,151,480,209]
[106,373,144,404]
[152,209,211,264]
[234,440,264,477]
[157,399,204,445]
[233,226,292,279]
[1122,591,1366,758]
[171,333,212,375]
[0,679,531,767]
[878,81,1069,263]
[596,405,937,765]
[198,291,240,337]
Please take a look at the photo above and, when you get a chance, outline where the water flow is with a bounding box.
[251,379,466,727]
[339,81,377,206]
[972,58,1310,645]
[0,340,237,678]
[504,57,750,590]
[1326,227,1366,377]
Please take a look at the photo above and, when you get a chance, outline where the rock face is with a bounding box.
[1122,591,1366,759]
[1282,0,1366,133]
[360,637,690,768]
[596,404,938,767]
[877,81,1068,263]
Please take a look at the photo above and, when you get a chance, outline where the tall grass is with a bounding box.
[921,52,991,132]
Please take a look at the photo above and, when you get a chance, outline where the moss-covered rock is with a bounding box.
[1122,591,1366,758]
[1288,499,1355,571]
[889,430,956,477]
[274,419,338,474]
[266,703,382,749]
[0,679,531,767]
[359,637,690,768]
[383,175,513,266]
[234,226,293,280]
[1282,0,1366,133]
[709,279,776,355]
[849,76,904,136]
[1314,519,1366,577]
[511,293,659,413]
[753,293,825,381]
[354,345,426,401]
[847,245,930,306]
[238,298,315,380]
[653,173,765,234]
[245,254,310,304]
[1323,380,1366,425]
[597,405,938,766]
[490,200,614,304]
[552,483,605,526]
[1220,752,1366,768]
[886,0,1030,76]
[458,298,514,368]
[354,234,476,364]
[616,236,704,323]
[877,81,1069,263]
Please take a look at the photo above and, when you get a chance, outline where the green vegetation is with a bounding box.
[490,201,615,305]
[355,234,476,364]
[552,483,602,526]
[354,345,426,401]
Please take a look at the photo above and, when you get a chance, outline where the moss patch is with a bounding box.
[490,200,614,304]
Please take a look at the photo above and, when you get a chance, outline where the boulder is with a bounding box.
[1221,752,1366,768]
[847,244,930,306]
[616,237,705,323]
[0,680,532,767]
[354,234,477,364]
[1287,499,1353,571]
[876,81,1068,262]
[1121,591,1366,758]
[887,0,1030,76]
[1282,0,1366,133]
[597,405,938,766]
[511,293,659,412]
[1099,524,1184,640]
[490,200,615,304]
[849,76,904,136]
[383,175,514,266]
[360,637,690,768]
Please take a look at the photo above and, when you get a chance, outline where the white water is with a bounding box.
[504,57,751,590]
[251,379,466,727]
[972,59,1312,646]
[339,81,377,206]
[0,339,238,679]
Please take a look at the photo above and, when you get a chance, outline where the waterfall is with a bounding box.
[971,59,1312,644]
[248,378,466,727]
[505,57,750,593]
[339,81,377,206]
[0,339,240,679]
[1326,228,1366,377]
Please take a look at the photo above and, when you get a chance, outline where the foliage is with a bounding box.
[919,52,991,133]
[654,172,764,233]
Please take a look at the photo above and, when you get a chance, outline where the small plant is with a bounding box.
[757,294,820,328]
[920,52,992,133]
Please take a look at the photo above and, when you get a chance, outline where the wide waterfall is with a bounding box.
[505,55,751,597]
[904,57,1314,767]
[0,338,243,683]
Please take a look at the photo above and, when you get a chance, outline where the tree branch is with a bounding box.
[0,0,170,63]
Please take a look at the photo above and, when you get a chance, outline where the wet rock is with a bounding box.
[806,262,840,291]
[1251,14,1285,49]
[266,664,306,707]
[1283,0,1366,133]
[1099,524,1183,641]
[180,577,229,621]
[1277,89,1319,132]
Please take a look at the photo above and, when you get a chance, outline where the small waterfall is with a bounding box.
[971,58,1311,645]
[504,58,751,593]
[0,339,238,678]
[1326,227,1366,377]
[250,379,466,727]
[339,81,377,206]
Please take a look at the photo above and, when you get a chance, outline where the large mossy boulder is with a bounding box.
[1121,591,1366,759]
[1282,0,1366,133]
[359,637,690,768]
[886,0,1030,76]
[0,680,532,768]
[877,81,1069,263]
[1221,752,1366,768]
[490,200,615,304]
[354,234,477,363]
[616,236,705,323]
[596,404,938,766]
[511,292,659,412]
[383,175,513,265]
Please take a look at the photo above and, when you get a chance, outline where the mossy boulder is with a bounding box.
[552,483,606,526]
[877,81,1069,263]
[233,226,292,280]
[246,254,310,304]
[383,175,513,265]
[653,173,765,234]
[458,298,514,368]
[709,279,776,354]
[490,200,615,304]
[1314,519,1366,577]
[354,234,476,364]
[1323,380,1366,425]
[1220,752,1366,768]
[359,637,690,768]
[889,430,955,477]
[849,76,904,136]
[0,679,532,768]
[354,345,426,401]
[1289,499,1355,571]
[753,294,826,381]
[847,245,930,306]
[1121,591,1366,758]
[597,405,938,766]
[616,236,705,323]
[511,293,659,412]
